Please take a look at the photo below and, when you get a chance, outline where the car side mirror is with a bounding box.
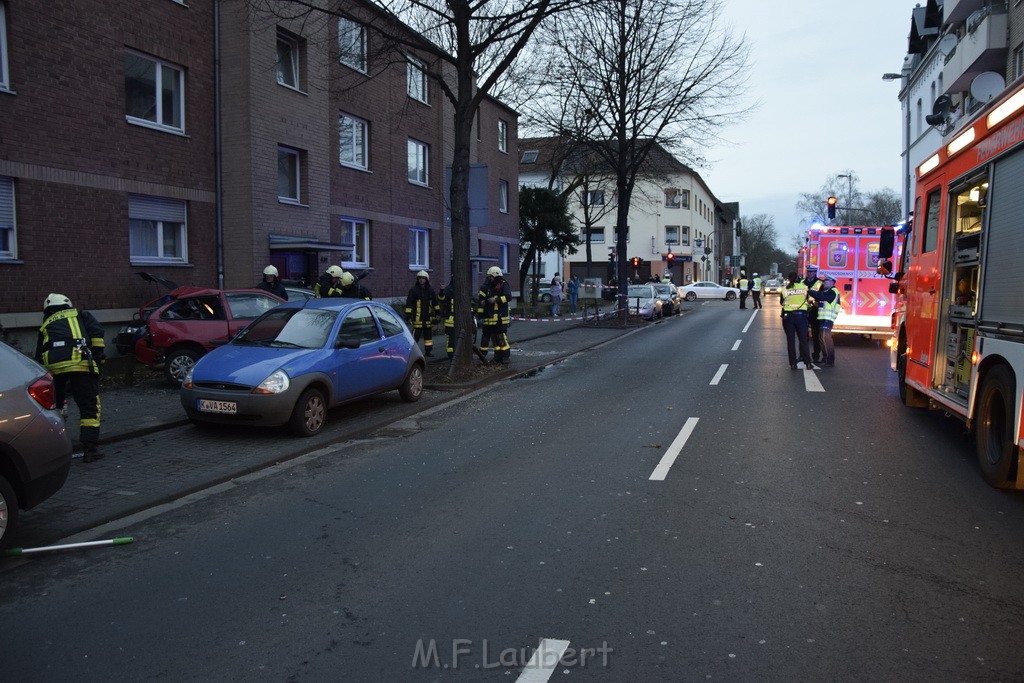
[878,227,895,259]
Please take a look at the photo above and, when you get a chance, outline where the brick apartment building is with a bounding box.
[0,0,519,349]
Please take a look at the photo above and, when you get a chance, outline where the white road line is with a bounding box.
[732,339,741,351]
[649,417,699,481]
[710,364,728,385]
[742,309,757,333]
[516,639,572,683]
[804,369,825,392]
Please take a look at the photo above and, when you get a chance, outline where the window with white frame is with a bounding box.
[340,217,369,267]
[680,226,690,246]
[129,194,187,263]
[664,189,681,208]
[0,3,9,92]
[679,190,689,209]
[0,176,16,259]
[499,180,509,213]
[407,55,427,103]
[339,113,368,169]
[665,225,680,245]
[409,227,429,269]
[499,243,509,273]
[125,51,185,133]
[497,119,508,153]
[276,28,303,90]
[278,146,302,203]
[584,190,605,206]
[407,139,429,185]
[584,226,604,243]
[521,150,538,164]
[338,17,366,72]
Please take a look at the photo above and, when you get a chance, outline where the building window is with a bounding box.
[407,55,427,103]
[339,113,368,169]
[499,180,509,213]
[0,176,15,259]
[125,51,184,133]
[1015,44,1024,80]
[615,226,630,242]
[584,226,604,243]
[0,3,9,92]
[497,119,508,153]
[916,98,923,135]
[500,243,509,273]
[408,138,429,185]
[129,194,187,263]
[665,190,681,208]
[340,217,369,267]
[584,190,605,206]
[277,146,303,203]
[665,225,680,245]
[680,226,690,246]
[338,17,367,72]
[409,227,429,269]
[276,28,303,90]
[521,150,538,164]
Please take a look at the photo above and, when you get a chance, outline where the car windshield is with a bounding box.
[654,284,674,296]
[233,308,339,348]
[627,285,654,298]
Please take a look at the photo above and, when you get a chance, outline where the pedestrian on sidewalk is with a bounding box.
[477,266,511,365]
[404,270,439,356]
[549,273,564,316]
[567,274,580,314]
[35,293,106,462]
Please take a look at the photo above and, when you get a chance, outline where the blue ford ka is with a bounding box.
[181,299,425,436]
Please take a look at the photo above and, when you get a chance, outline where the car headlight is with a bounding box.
[253,369,290,395]
[182,366,194,389]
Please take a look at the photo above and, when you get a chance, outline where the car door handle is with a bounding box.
[379,346,386,353]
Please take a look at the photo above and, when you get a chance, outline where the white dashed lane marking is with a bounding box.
[649,417,700,481]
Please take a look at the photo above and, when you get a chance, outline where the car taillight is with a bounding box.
[28,374,58,410]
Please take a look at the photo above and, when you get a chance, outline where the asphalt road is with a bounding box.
[3,300,1024,681]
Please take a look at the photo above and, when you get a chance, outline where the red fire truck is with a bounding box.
[800,225,904,337]
[881,78,1024,489]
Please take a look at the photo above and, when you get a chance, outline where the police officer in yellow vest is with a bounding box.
[35,294,106,462]
[781,272,817,370]
[737,272,750,309]
[808,273,841,367]
[750,272,763,309]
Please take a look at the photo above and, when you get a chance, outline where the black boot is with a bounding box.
[83,444,104,463]
[425,347,433,356]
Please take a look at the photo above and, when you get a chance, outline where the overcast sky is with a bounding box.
[702,0,917,249]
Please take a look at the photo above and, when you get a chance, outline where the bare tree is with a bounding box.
[795,172,902,227]
[520,0,749,314]
[246,0,592,375]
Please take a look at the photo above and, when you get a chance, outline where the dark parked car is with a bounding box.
[653,283,682,315]
[0,342,73,550]
[117,286,285,384]
[181,299,425,436]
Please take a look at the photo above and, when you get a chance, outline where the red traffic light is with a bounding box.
[631,257,640,268]
[827,196,838,220]
[666,252,675,263]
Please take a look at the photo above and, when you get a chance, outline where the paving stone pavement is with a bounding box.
[9,319,644,549]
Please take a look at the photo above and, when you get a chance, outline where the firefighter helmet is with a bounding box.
[263,265,279,277]
[487,266,502,277]
[416,270,429,279]
[340,272,355,286]
[327,265,343,278]
[44,293,72,309]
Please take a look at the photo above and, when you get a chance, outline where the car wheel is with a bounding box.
[0,473,19,551]
[165,348,202,385]
[975,365,1018,488]
[541,294,552,303]
[289,387,327,437]
[400,363,424,402]
[725,292,737,301]
[685,292,697,302]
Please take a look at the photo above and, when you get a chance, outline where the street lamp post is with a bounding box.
[837,173,854,224]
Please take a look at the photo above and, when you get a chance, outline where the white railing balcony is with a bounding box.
[943,10,1008,93]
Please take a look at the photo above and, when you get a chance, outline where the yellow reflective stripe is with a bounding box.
[81,418,101,428]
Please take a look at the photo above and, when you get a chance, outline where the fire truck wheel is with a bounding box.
[975,364,1018,488]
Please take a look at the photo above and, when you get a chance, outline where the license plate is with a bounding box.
[197,399,237,414]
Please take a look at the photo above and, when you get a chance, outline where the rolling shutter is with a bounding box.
[980,148,1024,328]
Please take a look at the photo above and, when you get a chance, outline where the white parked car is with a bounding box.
[626,284,663,320]
[678,281,740,302]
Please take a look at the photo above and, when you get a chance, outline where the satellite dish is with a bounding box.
[925,94,952,126]
[971,72,1005,104]
[937,34,957,56]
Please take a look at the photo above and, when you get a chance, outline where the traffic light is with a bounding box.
[665,252,675,265]
[631,256,641,268]
[827,196,838,220]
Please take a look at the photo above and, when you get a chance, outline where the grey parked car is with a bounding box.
[0,341,74,550]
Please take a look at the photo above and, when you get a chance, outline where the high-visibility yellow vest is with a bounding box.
[818,288,841,322]
[738,278,749,289]
[782,282,810,312]
[752,277,762,291]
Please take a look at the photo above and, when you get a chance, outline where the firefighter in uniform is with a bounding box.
[314,265,345,298]
[738,272,749,309]
[781,272,816,370]
[339,272,372,300]
[750,272,763,309]
[35,294,106,462]
[808,273,840,367]
[404,270,439,356]
[256,265,288,300]
[477,266,511,365]
[437,277,458,359]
